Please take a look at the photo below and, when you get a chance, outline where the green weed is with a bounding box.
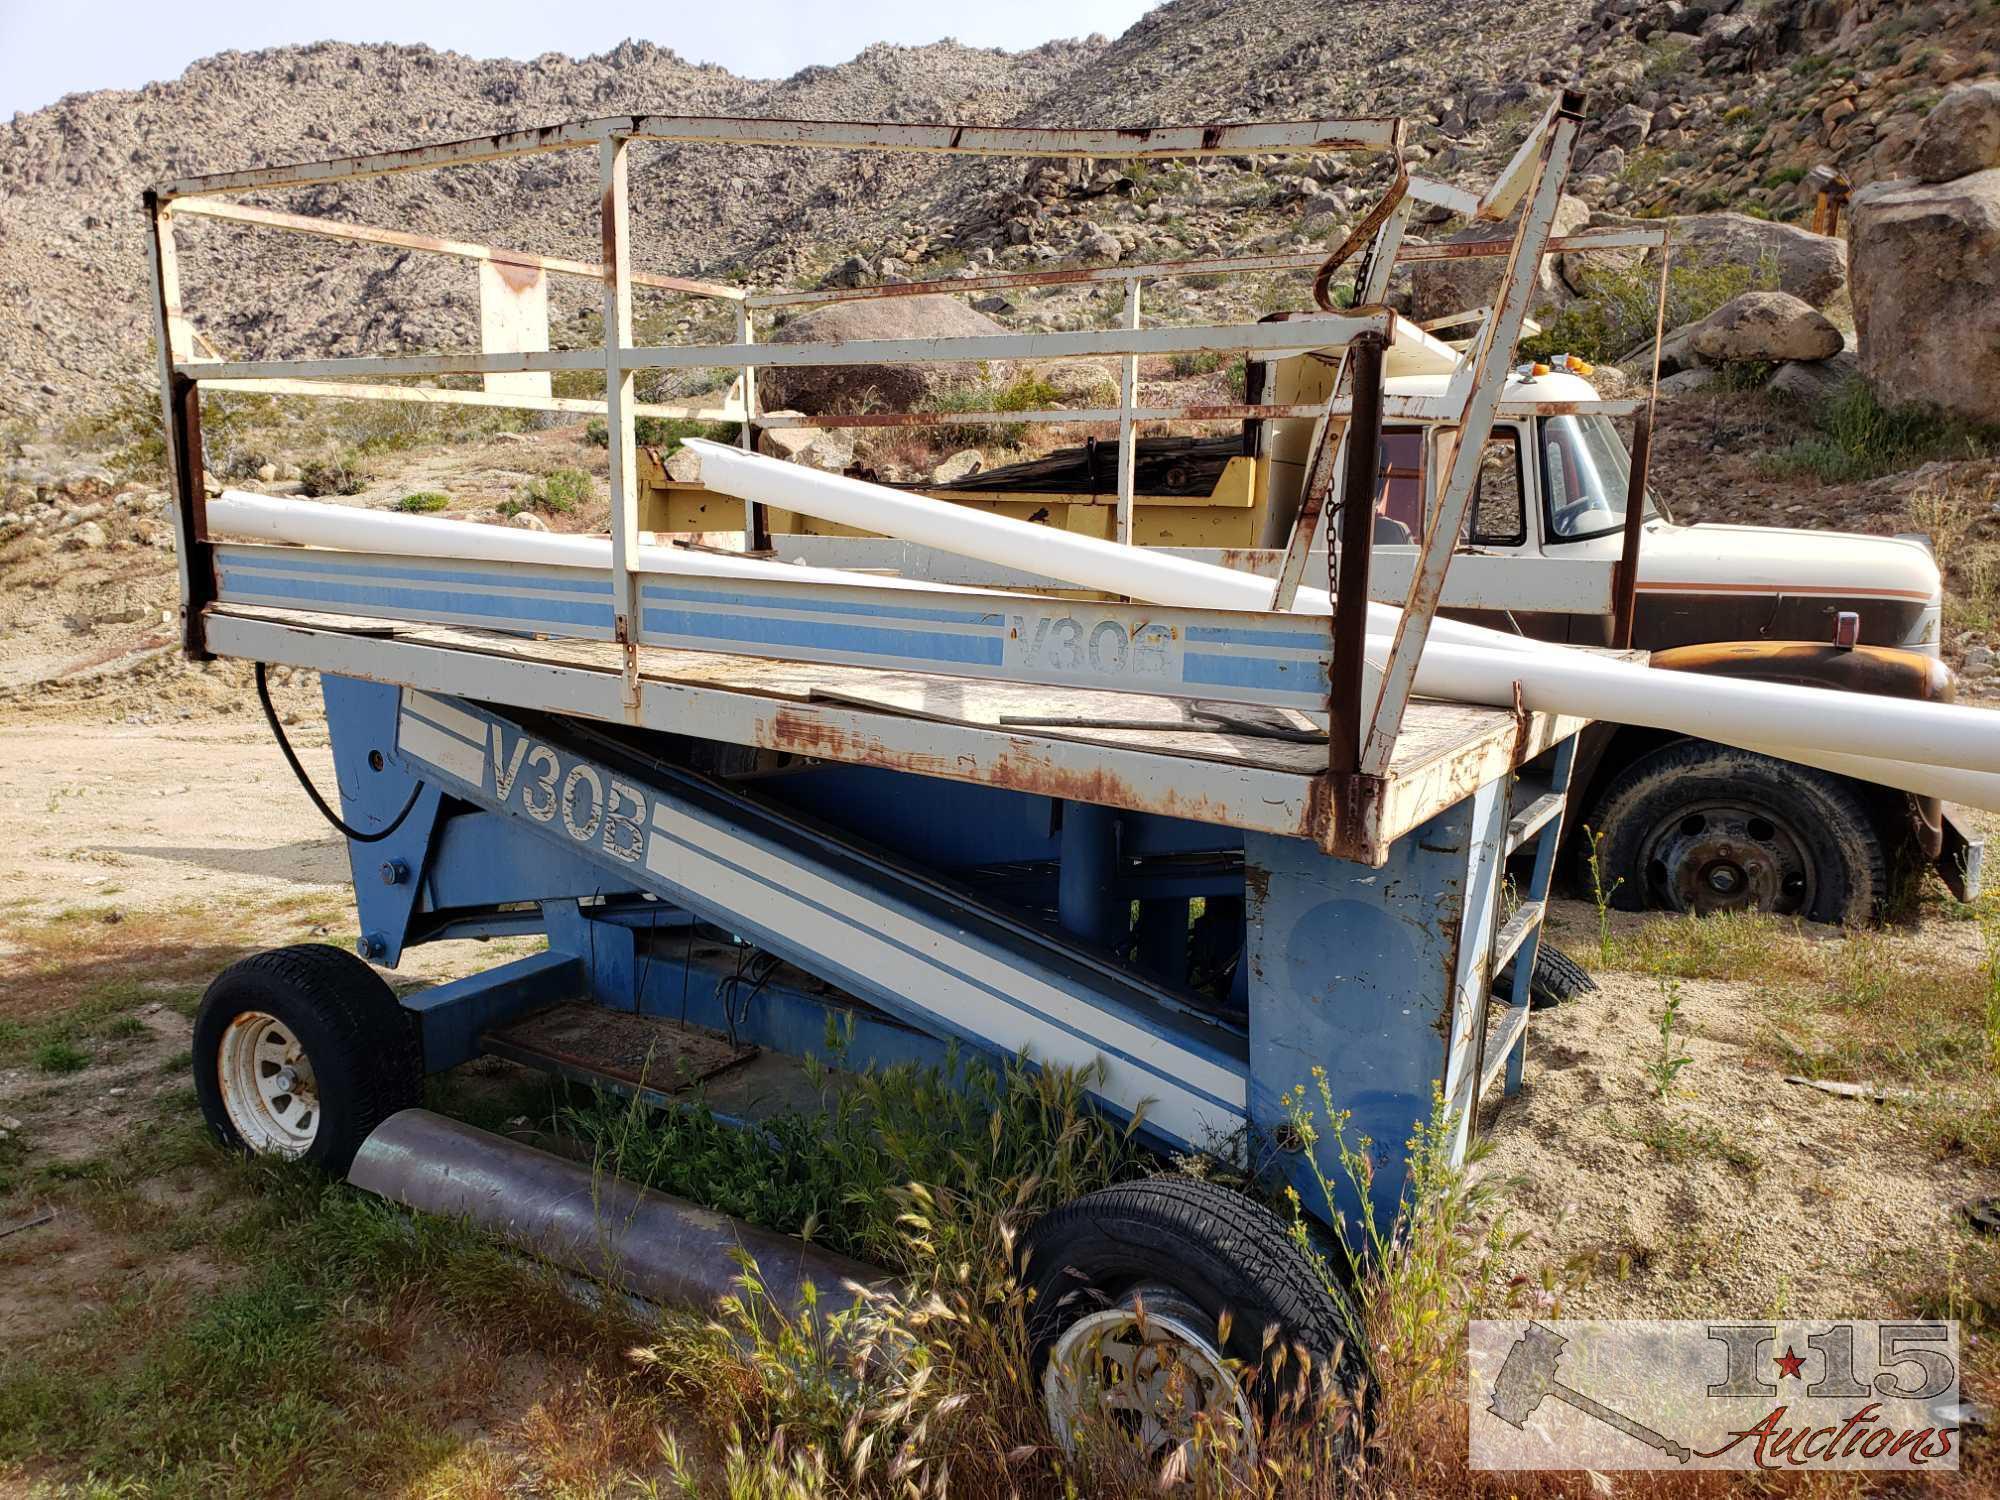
[1623,1112,1759,1174]
[508,466,593,516]
[1649,978,1693,1099]
[1582,823,1621,967]
[1522,256,1777,366]
[584,415,740,452]
[296,454,366,498]
[918,372,1066,449]
[1761,377,2000,484]
[567,1045,1143,1270]
[32,1039,90,1074]
[392,491,450,513]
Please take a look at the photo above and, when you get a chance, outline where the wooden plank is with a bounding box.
[1492,900,1545,972]
[170,196,745,299]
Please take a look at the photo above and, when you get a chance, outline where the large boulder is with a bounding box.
[1848,169,2000,425]
[1910,79,2000,185]
[1409,194,1589,325]
[1769,348,1859,404]
[1600,102,1654,152]
[757,414,856,472]
[759,295,1009,414]
[1666,213,1846,307]
[1686,291,1843,362]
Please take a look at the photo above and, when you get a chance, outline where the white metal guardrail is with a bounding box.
[146,97,1661,807]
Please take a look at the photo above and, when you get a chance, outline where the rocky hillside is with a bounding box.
[1567,0,2000,215]
[0,0,1993,429]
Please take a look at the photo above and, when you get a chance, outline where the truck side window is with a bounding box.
[1372,429,1426,544]
[1468,430,1526,546]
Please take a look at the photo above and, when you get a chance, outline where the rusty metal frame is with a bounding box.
[145,99,1651,832]
[1354,95,1586,779]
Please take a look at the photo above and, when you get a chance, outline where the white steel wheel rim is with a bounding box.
[1043,1283,1256,1464]
[217,1010,321,1157]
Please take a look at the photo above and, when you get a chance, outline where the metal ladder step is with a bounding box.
[484,1001,758,1102]
[1492,899,1545,973]
[1481,1003,1530,1099]
[1505,789,1565,855]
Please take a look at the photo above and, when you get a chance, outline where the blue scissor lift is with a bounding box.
[189,495,1589,1446]
[149,97,1601,1447]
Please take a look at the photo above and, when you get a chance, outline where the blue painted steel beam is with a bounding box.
[405,949,587,1070]
[1243,799,1481,1236]
[365,686,1249,1150]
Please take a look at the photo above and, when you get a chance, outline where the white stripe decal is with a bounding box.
[403,690,491,746]
[644,802,1244,1140]
[399,712,487,783]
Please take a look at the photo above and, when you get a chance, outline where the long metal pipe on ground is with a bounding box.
[349,1109,883,1318]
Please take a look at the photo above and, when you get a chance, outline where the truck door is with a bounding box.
[1357,423,1616,631]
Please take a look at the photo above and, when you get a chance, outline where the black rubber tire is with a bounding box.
[1584,740,1886,925]
[192,943,424,1177]
[1020,1176,1370,1438]
[1494,941,1600,1011]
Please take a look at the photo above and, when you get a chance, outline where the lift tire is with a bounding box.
[192,944,424,1178]
[1585,740,1885,925]
[1021,1176,1370,1454]
[1494,941,1599,1011]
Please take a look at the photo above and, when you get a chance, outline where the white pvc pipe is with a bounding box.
[1391,638,2000,779]
[682,438,1540,656]
[686,443,2000,781]
[210,483,2000,808]
[1345,628,1987,796]
[206,490,988,597]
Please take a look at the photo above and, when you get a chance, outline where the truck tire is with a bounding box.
[1021,1176,1369,1459]
[1584,741,1885,924]
[1495,942,1599,1010]
[193,944,424,1177]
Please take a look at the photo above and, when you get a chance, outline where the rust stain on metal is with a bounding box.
[760,706,1302,833]
[599,186,619,277]
[1319,771,1388,864]
[492,258,542,294]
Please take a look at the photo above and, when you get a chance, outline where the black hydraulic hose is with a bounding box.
[256,661,423,843]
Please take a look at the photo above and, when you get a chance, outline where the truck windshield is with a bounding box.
[1539,414,1656,543]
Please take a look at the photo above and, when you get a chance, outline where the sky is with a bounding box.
[0,0,1156,120]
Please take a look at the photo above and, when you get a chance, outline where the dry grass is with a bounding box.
[7,881,1998,1494]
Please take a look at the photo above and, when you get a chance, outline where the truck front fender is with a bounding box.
[1644,641,1969,882]
[1646,640,1956,704]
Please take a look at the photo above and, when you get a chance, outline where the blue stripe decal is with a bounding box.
[1184,623,1328,650]
[641,582,1000,628]
[642,607,1004,666]
[219,550,610,596]
[643,820,1242,1138]
[220,568,615,630]
[1182,651,1324,692]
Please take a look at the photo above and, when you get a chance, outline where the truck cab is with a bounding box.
[1260,357,1962,922]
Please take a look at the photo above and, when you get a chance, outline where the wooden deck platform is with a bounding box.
[208,601,1586,863]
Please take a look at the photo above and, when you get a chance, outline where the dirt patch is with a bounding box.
[1479,938,1998,1318]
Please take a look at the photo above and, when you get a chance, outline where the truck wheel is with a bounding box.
[1021,1177,1369,1462]
[1585,741,1885,924]
[193,944,424,1177]
[1495,942,1599,1011]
